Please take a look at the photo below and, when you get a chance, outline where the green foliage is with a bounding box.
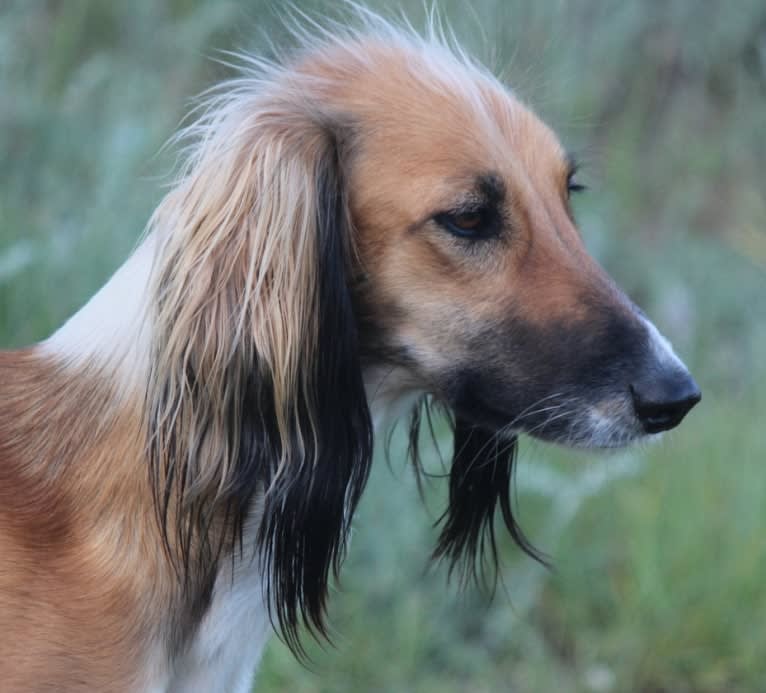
[1,2,765,691]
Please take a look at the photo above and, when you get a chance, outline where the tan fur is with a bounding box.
[0,351,168,690]
[0,18,624,690]
[302,37,624,376]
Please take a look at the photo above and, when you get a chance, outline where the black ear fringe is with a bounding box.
[408,400,548,592]
[255,140,373,659]
[150,134,373,660]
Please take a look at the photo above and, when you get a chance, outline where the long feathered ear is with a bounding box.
[256,134,374,654]
[425,412,547,589]
[146,89,372,654]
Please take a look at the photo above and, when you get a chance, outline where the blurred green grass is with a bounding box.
[1,2,765,691]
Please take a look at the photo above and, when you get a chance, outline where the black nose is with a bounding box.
[630,369,701,434]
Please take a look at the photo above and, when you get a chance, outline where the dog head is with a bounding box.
[149,21,699,651]
[320,37,700,448]
[311,30,699,582]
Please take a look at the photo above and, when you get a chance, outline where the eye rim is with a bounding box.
[433,207,498,240]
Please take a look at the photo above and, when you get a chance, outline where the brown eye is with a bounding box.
[452,212,482,230]
[434,208,497,239]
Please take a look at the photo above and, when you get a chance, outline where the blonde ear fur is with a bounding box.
[144,72,372,651]
[150,97,324,486]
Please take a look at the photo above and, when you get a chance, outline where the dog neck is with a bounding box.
[42,233,157,393]
[43,233,418,429]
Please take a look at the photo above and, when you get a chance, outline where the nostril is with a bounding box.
[630,376,701,434]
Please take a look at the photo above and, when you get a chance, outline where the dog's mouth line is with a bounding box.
[452,394,649,450]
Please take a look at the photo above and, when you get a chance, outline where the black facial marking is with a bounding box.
[477,172,506,206]
[443,298,651,441]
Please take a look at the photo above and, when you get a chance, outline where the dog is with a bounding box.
[0,14,700,692]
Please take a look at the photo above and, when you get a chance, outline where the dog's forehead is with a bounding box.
[311,40,566,187]
[311,40,567,218]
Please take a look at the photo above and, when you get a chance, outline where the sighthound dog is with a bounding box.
[0,16,700,692]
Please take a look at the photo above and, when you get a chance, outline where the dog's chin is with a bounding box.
[513,418,647,450]
[527,406,648,450]
[459,398,648,451]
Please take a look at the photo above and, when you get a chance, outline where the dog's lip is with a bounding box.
[454,394,622,443]
[452,395,535,434]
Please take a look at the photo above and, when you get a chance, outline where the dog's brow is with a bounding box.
[452,173,505,212]
[407,172,506,232]
[477,173,505,204]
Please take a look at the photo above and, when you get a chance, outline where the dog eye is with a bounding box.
[434,209,494,239]
[566,170,586,197]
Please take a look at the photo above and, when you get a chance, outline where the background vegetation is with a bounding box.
[1,1,765,691]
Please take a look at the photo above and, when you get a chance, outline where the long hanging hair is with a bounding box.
[407,399,546,592]
[142,18,542,657]
[144,69,373,655]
